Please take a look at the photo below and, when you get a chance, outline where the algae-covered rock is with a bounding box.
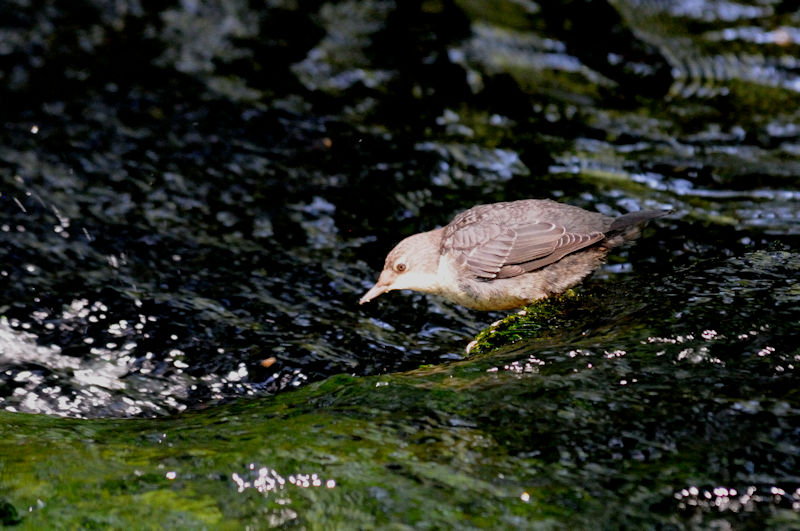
[467,289,584,355]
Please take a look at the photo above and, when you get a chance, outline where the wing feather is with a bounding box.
[444,213,605,280]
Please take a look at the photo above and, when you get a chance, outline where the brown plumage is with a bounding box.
[360,199,668,311]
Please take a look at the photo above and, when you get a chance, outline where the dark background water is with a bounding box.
[1,0,799,527]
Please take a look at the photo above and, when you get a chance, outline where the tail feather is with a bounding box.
[601,209,671,248]
[609,210,670,233]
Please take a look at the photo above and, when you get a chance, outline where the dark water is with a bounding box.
[1,0,799,527]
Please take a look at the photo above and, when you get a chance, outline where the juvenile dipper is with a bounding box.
[360,199,667,311]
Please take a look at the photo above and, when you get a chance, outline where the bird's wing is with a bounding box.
[444,217,605,279]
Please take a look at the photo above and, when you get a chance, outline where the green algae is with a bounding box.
[2,243,800,529]
[0,374,606,529]
[467,290,584,356]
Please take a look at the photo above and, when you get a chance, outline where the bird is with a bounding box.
[359,199,668,311]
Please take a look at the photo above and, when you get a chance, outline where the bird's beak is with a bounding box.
[359,271,393,304]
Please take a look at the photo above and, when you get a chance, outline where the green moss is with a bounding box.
[467,289,582,355]
[0,375,607,529]
[2,247,799,529]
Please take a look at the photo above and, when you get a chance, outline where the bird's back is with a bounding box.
[447,199,614,235]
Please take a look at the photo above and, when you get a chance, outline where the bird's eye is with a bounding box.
[395,263,407,273]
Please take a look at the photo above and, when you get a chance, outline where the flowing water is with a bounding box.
[1,0,799,527]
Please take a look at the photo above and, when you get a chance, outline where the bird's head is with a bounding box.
[359,230,443,305]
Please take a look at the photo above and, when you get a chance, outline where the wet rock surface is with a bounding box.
[1,0,799,527]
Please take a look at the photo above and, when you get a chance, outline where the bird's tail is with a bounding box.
[604,209,671,246]
[609,209,670,233]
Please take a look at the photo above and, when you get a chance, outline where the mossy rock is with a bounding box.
[467,289,585,355]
